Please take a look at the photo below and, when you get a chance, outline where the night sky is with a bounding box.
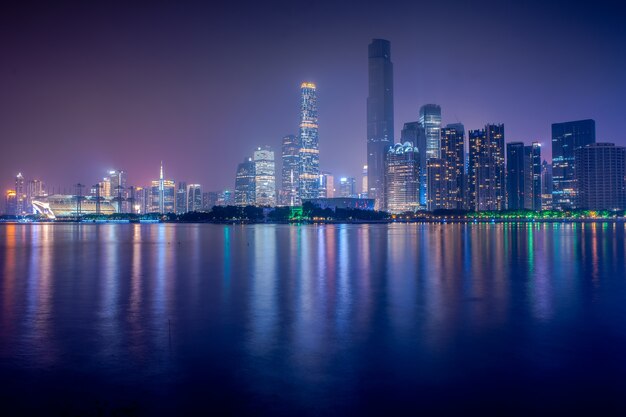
[1,0,624,198]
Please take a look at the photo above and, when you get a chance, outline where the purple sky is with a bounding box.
[1,0,625,200]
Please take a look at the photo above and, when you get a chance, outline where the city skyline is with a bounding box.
[1,0,624,198]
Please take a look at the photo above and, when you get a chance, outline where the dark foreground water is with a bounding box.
[1,223,626,416]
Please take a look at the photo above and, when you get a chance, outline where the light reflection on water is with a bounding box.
[1,223,626,415]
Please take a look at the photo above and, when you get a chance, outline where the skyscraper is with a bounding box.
[367,39,394,210]
[401,121,427,206]
[235,157,255,206]
[426,158,446,211]
[361,165,368,198]
[575,143,626,210]
[187,184,202,212]
[150,162,175,213]
[254,146,276,206]
[298,82,319,201]
[176,182,188,213]
[27,179,45,214]
[552,119,596,210]
[440,123,466,210]
[541,160,553,210]
[419,104,442,160]
[15,173,26,215]
[280,134,300,206]
[319,172,334,198]
[338,177,357,198]
[506,142,525,210]
[524,142,542,211]
[109,170,127,213]
[202,191,218,211]
[385,142,420,213]
[468,124,505,211]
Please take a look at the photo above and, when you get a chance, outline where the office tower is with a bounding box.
[552,119,596,209]
[281,134,300,206]
[385,142,420,213]
[506,142,525,210]
[524,142,542,211]
[5,190,17,215]
[338,177,357,198]
[26,179,45,214]
[575,143,626,210]
[176,182,188,213]
[420,104,442,160]
[99,176,111,198]
[254,146,276,206]
[187,184,202,212]
[15,173,26,215]
[108,170,127,212]
[235,157,255,206]
[150,162,175,213]
[298,82,319,201]
[133,186,148,214]
[361,165,368,197]
[217,190,234,206]
[541,161,553,210]
[468,124,505,211]
[426,159,447,211]
[440,123,466,209]
[401,121,427,205]
[318,172,334,198]
[202,191,218,210]
[367,39,394,209]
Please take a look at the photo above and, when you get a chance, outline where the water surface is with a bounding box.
[1,223,625,415]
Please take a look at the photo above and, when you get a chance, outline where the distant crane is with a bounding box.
[74,183,85,217]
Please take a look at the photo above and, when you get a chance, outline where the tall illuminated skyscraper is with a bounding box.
[419,104,442,160]
[15,173,26,215]
[254,146,276,206]
[298,82,319,201]
[280,134,300,206]
[367,39,394,209]
[440,123,466,209]
[552,119,596,210]
[235,157,255,206]
[187,184,202,212]
[109,170,127,213]
[176,182,188,213]
[150,162,175,213]
[385,142,420,213]
[401,121,426,205]
[468,124,505,211]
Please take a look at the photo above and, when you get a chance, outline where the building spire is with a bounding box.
[160,161,164,181]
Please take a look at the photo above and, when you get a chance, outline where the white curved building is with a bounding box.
[32,195,117,219]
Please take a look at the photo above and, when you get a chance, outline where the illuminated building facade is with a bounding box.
[32,195,117,218]
[426,158,446,211]
[552,119,596,210]
[15,173,27,215]
[150,162,175,213]
[176,182,188,213]
[254,146,276,206]
[27,179,45,213]
[338,177,357,198]
[440,123,466,209]
[280,134,300,206]
[575,143,626,210]
[524,142,542,211]
[541,161,553,210]
[235,158,255,206]
[506,142,525,210]
[468,124,505,211]
[361,165,368,197]
[385,142,420,213]
[187,184,202,212]
[108,170,127,212]
[367,39,394,209]
[298,82,320,201]
[401,121,427,205]
[5,190,17,215]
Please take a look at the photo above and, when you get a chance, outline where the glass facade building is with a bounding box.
[506,142,525,210]
[367,39,394,210]
[235,158,255,206]
[385,142,420,213]
[254,146,276,206]
[574,143,626,210]
[298,83,320,202]
[551,119,596,210]
[187,184,202,212]
[468,124,505,211]
[280,134,300,206]
[401,122,427,205]
[440,123,466,210]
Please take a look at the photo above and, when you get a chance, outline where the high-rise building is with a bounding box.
[5,190,17,215]
[420,104,442,160]
[133,186,148,214]
[552,119,596,210]
[298,82,319,201]
[440,123,466,210]
[99,176,111,198]
[338,177,357,198]
[468,124,505,211]
[217,189,234,206]
[426,158,447,211]
[150,162,175,213]
[575,143,626,210]
[280,134,300,206]
[176,182,188,213]
[318,172,334,198]
[187,184,202,212]
[15,173,26,215]
[27,179,45,214]
[108,170,127,213]
[506,142,526,210]
[401,121,427,205]
[235,157,255,206]
[254,146,276,206]
[361,165,368,197]
[385,142,420,213]
[541,161,553,210]
[202,191,218,211]
[367,39,394,210]
[524,142,542,211]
